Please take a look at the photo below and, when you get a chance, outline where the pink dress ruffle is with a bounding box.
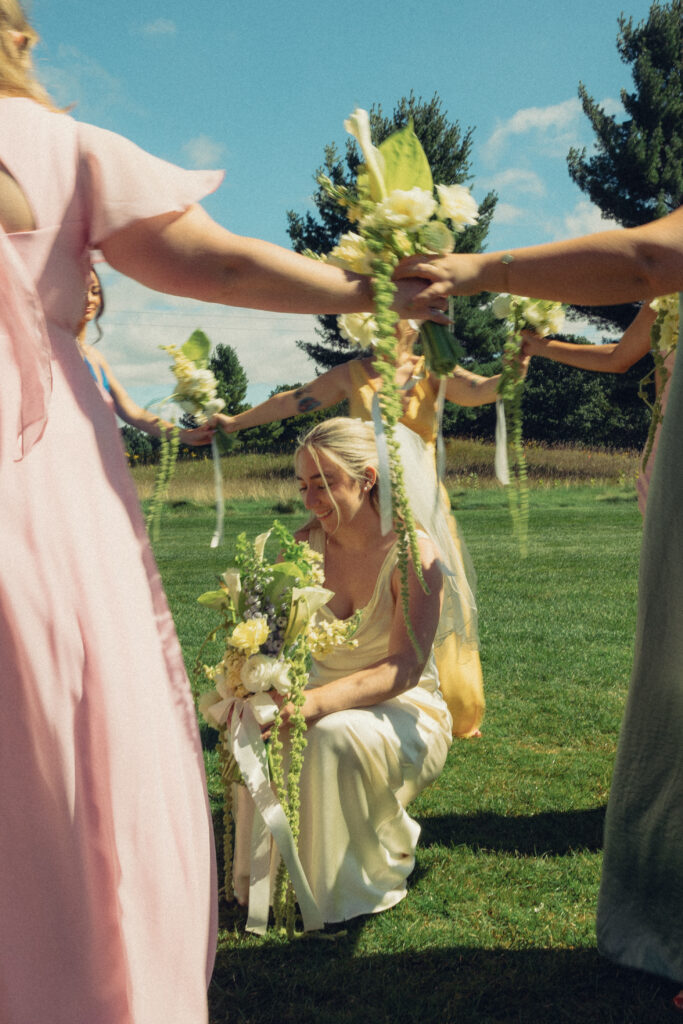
[0,98,221,1024]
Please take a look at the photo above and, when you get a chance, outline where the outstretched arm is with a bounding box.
[214,362,352,434]
[395,206,683,306]
[88,349,213,445]
[521,305,656,374]
[100,205,449,320]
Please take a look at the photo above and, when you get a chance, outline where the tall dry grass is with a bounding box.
[128,439,641,504]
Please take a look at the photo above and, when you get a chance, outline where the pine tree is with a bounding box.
[286,92,506,371]
[567,0,683,331]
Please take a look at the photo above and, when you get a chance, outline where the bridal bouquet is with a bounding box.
[319,108,479,649]
[491,294,565,555]
[197,521,358,936]
[640,293,680,468]
[147,330,225,542]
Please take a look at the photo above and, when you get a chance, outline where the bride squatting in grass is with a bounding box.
[232,418,453,923]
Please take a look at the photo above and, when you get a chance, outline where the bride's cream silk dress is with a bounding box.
[233,527,452,923]
[0,98,219,1024]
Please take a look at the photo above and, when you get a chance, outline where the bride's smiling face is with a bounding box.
[296,448,369,534]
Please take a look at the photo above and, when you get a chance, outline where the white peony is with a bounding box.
[269,660,292,696]
[373,187,436,231]
[327,232,374,275]
[338,312,379,348]
[436,184,479,232]
[241,653,279,694]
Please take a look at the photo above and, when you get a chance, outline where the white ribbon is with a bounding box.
[371,392,394,536]
[435,377,447,511]
[210,434,225,548]
[494,398,510,485]
[204,692,323,935]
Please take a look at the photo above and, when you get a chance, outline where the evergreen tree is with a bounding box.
[567,0,683,332]
[209,343,250,415]
[286,92,506,372]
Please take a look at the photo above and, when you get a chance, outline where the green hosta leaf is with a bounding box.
[182,329,211,366]
[379,122,433,194]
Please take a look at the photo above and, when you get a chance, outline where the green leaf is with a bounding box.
[197,589,229,609]
[379,122,433,194]
[182,329,211,366]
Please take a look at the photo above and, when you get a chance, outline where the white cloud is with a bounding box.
[555,199,620,240]
[140,19,177,36]
[483,168,546,198]
[491,202,525,225]
[482,98,582,162]
[39,45,146,120]
[182,135,226,169]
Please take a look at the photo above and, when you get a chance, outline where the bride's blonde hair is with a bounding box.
[0,1,58,109]
[295,418,381,526]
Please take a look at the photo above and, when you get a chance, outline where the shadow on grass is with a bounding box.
[415,807,606,856]
[209,939,675,1024]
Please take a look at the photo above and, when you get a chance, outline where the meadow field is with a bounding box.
[142,443,679,1024]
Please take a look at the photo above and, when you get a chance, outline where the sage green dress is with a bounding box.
[596,295,683,983]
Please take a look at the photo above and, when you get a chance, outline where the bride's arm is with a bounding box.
[100,204,447,319]
[278,536,443,727]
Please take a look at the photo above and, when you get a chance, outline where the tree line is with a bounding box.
[123,0,680,463]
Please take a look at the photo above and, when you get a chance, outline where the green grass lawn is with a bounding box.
[151,486,679,1024]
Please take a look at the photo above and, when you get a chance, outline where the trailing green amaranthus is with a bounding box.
[639,293,679,470]
[319,108,480,642]
[492,294,565,557]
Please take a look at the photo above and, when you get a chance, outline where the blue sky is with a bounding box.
[31,0,655,406]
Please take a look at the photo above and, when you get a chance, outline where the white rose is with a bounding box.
[240,653,278,694]
[328,233,374,275]
[269,660,292,696]
[492,293,514,319]
[436,184,479,232]
[374,187,436,230]
[338,312,378,348]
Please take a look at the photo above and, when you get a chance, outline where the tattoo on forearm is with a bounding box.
[294,388,321,413]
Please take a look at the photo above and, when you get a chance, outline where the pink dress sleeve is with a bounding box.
[77,122,224,247]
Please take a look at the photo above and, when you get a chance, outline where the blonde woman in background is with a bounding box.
[214,320,517,738]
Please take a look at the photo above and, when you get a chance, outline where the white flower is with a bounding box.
[373,187,436,231]
[269,660,292,696]
[241,653,278,693]
[436,184,479,232]
[327,232,374,275]
[344,108,386,200]
[202,397,225,417]
[253,530,271,561]
[338,312,378,348]
[220,568,242,608]
[492,293,514,319]
[545,307,565,335]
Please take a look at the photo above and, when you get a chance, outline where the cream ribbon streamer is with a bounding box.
[209,434,225,548]
[494,398,510,485]
[204,693,323,935]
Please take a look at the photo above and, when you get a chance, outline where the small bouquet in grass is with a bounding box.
[147,330,224,542]
[491,294,565,556]
[196,521,358,937]
[640,293,680,469]
[319,108,478,647]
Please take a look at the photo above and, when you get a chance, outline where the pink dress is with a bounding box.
[0,98,221,1024]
